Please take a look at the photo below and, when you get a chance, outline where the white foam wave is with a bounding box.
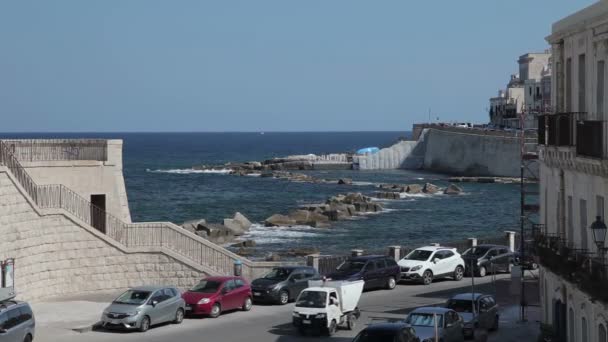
[146,168,232,174]
[240,224,323,244]
[245,173,262,177]
[352,181,378,186]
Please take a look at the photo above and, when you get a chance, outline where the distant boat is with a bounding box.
[260,132,265,135]
[356,147,380,155]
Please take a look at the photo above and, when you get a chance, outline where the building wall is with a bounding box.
[354,140,423,170]
[19,140,131,223]
[0,170,207,301]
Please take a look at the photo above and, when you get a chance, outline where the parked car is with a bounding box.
[0,300,35,342]
[446,293,499,338]
[405,307,464,342]
[398,246,466,285]
[327,255,400,290]
[461,244,515,277]
[182,276,252,318]
[101,286,185,332]
[352,322,420,342]
[251,266,320,305]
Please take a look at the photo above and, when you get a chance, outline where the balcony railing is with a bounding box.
[576,120,603,159]
[0,139,108,162]
[534,232,608,302]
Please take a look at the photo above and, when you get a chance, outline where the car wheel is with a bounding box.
[138,316,151,332]
[422,270,433,285]
[478,266,487,277]
[386,276,397,290]
[347,313,357,330]
[209,303,221,318]
[453,266,464,281]
[173,308,184,324]
[508,263,514,273]
[242,297,253,311]
[23,334,33,342]
[491,315,499,331]
[278,290,289,305]
[327,319,337,336]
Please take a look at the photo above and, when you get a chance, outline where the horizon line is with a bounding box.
[0,130,411,134]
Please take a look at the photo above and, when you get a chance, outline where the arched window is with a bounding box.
[600,323,607,342]
[581,317,587,342]
[569,308,575,342]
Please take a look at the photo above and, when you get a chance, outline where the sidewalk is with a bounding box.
[489,305,541,342]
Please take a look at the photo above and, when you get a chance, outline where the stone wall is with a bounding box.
[0,170,207,301]
[354,139,425,170]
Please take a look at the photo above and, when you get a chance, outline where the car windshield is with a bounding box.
[337,261,366,272]
[404,250,432,261]
[113,290,151,305]
[353,330,400,342]
[264,268,292,280]
[295,291,327,308]
[463,247,490,257]
[190,280,222,293]
[447,299,477,313]
[406,313,444,327]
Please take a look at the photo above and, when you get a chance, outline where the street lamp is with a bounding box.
[590,216,607,255]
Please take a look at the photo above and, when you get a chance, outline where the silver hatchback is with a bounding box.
[0,301,35,342]
[101,286,185,332]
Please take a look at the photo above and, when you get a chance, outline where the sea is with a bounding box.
[2,132,521,258]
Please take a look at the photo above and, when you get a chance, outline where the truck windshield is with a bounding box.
[447,299,477,313]
[264,268,292,280]
[404,250,432,261]
[337,261,366,272]
[406,313,444,327]
[295,291,327,308]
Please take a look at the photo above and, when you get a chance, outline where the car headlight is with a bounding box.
[315,313,326,319]
[126,310,140,316]
[198,298,211,304]
[292,312,300,317]
[410,265,423,272]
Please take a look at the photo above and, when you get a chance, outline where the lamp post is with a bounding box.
[590,216,608,259]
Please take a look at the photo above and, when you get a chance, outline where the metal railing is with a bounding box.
[576,120,603,159]
[0,140,283,279]
[0,139,108,162]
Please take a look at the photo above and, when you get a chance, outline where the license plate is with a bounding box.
[110,319,122,324]
[302,319,311,324]
[253,292,261,296]
[185,306,192,311]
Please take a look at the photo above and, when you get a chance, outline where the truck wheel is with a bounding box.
[386,276,396,290]
[278,290,289,305]
[347,313,357,330]
[327,320,337,336]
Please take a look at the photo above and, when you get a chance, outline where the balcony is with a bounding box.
[534,232,608,302]
[576,120,603,159]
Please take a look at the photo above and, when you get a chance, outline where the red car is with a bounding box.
[182,276,253,318]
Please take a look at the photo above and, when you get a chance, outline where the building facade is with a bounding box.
[489,52,551,129]
[539,1,608,341]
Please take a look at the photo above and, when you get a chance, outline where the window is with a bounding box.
[568,196,574,245]
[566,58,572,112]
[581,317,588,342]
[442,251,455,259]
[580,199,588,250]
[488,249,499,257]
[291,273,304,281]
[223,280,236,293]
[530,87,533,96]
[386,259,398,267]
[537,87,541,97]
[599,324,607,342]
[0,313,6,330]
[5,308,20,330]
[598,61,605,118]
[598,196,605,219]
[365,261,376,271]
[235,279,245,288]
[579,54,586,112]
[374,260,386,270]
[569,308,575,342]
[498,248,509,255]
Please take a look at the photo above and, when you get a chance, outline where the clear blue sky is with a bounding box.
[0,0,596,132]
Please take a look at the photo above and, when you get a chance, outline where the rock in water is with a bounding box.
[265,214,297,227]
[423,183,439,194]
[444,183,463,195]
[234,212,252,229]
[181,219,207,234]
[337,178,352,185]
[231,240,257,248]
[405,184,423,194]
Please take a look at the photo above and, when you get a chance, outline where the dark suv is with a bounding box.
[462,244,515,277]
[251,266,320,305]
[327,255,400,290]
[0,300,35,342]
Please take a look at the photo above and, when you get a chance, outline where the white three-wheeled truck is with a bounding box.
[292,280,364,336]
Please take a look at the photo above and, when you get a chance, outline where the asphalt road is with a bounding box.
[37,274,514,342]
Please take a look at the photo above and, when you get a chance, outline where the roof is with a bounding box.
[0,300,24,313]
[450,293,487,301]
[302,287,333,293]
[410,306,452,315]
[363,322,411,332]
[200,276,243,282]
[549,1,608,41]
[474,244,509,249]
[130,285,173,292]
[273,266,314,271]
[350,255,388,261]
[413,246,456,252]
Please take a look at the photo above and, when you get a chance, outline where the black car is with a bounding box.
[352,323,420,342]
[251,266,319,305]
[462,244,515,277]
[327,255,401,290]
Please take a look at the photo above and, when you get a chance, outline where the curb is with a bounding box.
[72,321,101,333]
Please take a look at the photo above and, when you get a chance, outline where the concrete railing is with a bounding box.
[0,140,287,281]
[0,139,108,162]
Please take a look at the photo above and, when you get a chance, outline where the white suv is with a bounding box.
[398,246,465,285]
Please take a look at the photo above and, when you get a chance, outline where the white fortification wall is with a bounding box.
[0,169,207,301]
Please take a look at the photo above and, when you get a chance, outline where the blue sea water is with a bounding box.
[1,132,520,257]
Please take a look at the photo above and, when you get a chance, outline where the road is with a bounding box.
[37,274,517,342]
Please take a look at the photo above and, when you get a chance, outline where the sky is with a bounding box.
[0,0,597,132]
